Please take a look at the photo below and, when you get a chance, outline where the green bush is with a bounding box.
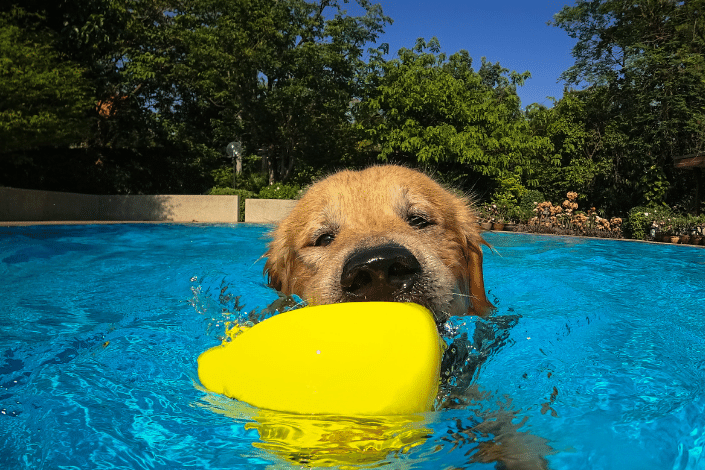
[208,187,248,196]
[624,205,673,239]
[493,173,527,205]
[625,206,649,239]
[288,163,326,188]
[234,172,269,193]
[258,184,300,200]
[520,190,545,209]
[211,168,235,189]
[211,163,269,194]
[208,183,300,222]
[515,190,545,223]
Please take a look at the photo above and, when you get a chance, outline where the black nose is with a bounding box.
[340,243,422,301]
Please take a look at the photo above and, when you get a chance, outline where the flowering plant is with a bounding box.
[527,192,623,237]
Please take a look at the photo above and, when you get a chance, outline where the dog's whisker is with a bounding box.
[451,292,482,301]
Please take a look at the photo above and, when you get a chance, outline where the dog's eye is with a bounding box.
[407,215,433,229]
[314,233,335,247]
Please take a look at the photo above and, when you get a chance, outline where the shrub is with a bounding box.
[516,190,545,223]
[211,165,269,194]
[696,214,705,236]
[476,203,492,222]
[493,173,527,204]
[489,195,516,223]
[625,205,673,239]
[625,207,650,240]
[211,168,234,189]
[234,172,269,193]
[520,190,545,208]
[258,184,301,200]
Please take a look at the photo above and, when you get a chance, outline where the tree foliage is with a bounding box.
[3,0,703,215]
[123,0,390,184]
[526,91,616,204]
[1,0,390,192]
[357,38,552,193]
[550,0,705,212]
[0,8,94,153]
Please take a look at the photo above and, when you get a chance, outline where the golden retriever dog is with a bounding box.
[262,165,552,469]
[264,165,493,323]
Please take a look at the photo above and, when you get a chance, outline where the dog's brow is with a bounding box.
[394,186,436,221]
[305,206,341,239]
[392,186,413,218]
[320,205,342,227]
[312,222,339,237]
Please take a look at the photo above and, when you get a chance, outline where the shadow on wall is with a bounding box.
[100,195,178,221]
[0,188,240,223]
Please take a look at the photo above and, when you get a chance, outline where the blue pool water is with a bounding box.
[1,224,704,469]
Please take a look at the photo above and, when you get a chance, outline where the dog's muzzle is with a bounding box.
[340,242,422,302]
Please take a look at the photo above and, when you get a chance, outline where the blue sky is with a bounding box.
[369,0,578,108]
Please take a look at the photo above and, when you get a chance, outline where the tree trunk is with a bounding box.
[268,155,276,185]
[696,167,703,215]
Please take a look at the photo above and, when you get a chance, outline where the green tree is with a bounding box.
[552,0,705,211]
[2,0,389,192]
[125,0,390,185]
[526,91,616,204]
[357,38,552,193]
[1,0,147,149]
[0,8,94,153]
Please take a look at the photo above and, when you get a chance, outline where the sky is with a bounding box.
[367,0,579,108]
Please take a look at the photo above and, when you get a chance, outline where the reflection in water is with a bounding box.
[200,392,432,467]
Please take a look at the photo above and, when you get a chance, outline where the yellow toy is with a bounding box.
[197,302,442,416]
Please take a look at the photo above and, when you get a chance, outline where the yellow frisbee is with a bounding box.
[197,302,442,415]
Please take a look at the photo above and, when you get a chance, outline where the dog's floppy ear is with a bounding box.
[462,236,494,317]
[457,204,494,317]
[263,231,294,293]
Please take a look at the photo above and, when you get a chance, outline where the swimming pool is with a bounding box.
[1,224,703,469]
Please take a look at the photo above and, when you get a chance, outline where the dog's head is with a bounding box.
[264,165,492,322]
